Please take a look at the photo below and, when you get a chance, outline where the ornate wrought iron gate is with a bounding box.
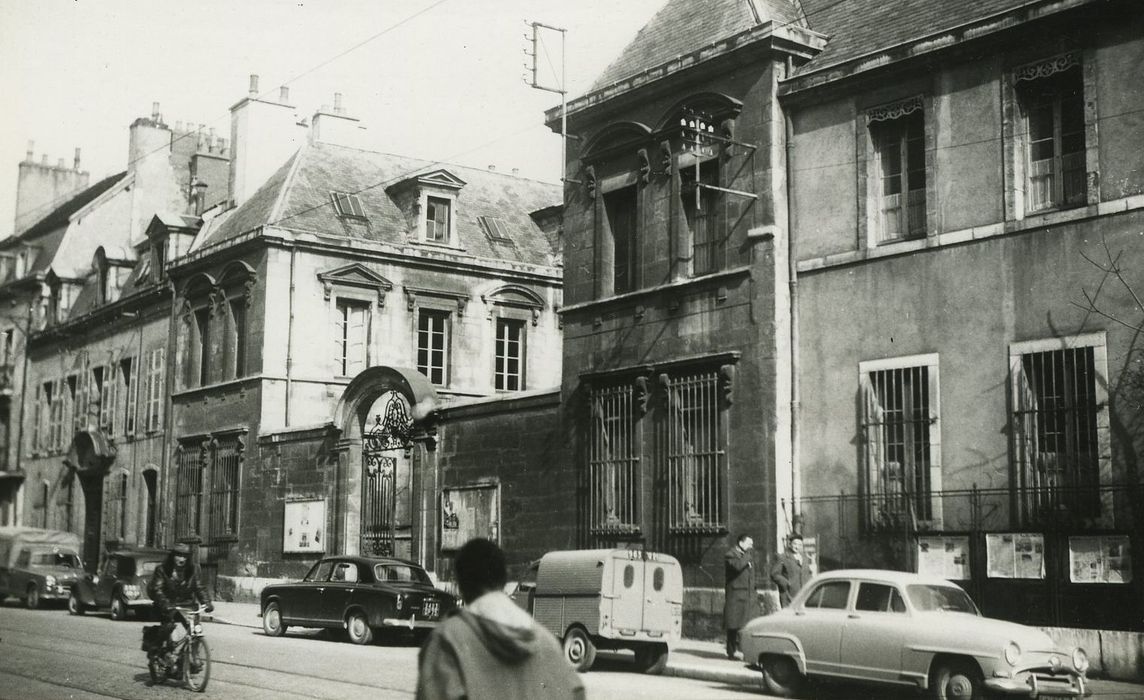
[360,391,414,557]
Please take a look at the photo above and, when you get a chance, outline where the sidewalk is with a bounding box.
[207,602,1141,696]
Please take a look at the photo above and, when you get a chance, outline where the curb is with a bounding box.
[664,662,763,687]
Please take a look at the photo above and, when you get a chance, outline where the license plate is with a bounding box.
[422,600,440,619]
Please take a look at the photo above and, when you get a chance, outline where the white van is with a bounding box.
[509,548,683,674]
[0,527,84,608]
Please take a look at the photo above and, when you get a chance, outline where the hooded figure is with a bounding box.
[148,543,212,624]
[416,538,583,700]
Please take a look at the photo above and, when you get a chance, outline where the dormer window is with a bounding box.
[426,197,451,242]
[331,192,367,220]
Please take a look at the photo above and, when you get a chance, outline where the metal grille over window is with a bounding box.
[1013,346,1100,521]
[174,443,204,539]
[861,366,935,531]
[588,382,639,534]
[208,436,242,540]
[663,370,724,532]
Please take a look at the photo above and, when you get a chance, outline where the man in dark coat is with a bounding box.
[416,538,583,700]
[148,543,212,640]
[770,533,807,608]
[723,533,755,660]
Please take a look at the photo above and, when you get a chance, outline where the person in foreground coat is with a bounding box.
[416,538,584,700]
[769,533,807,608]
[723,533,755,660]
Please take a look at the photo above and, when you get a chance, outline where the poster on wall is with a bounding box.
[440,485,499,552]
[1069,535,1132,584]
[986,533,1045,579]
[802,536,820,578]
[917,535,970,580]
[283,499,326,554]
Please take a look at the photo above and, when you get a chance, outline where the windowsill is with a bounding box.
[798,192,1144,273]
[172,375,260,400]
[417,239,466,253]
[560,265,752,315]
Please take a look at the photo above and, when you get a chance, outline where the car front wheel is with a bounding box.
[345,611,373,645]
[760,654,805,698]
[262,602,287,637]
[25,584,40,610]
[931,659,985,700]
[68,592,85,615]
[562,626,597,672]
[110,595,128,620]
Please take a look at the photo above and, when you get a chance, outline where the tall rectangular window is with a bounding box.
[417,310,449,386]
[871,108,926,242]
[194,307,211,386]
[663,369,724,531]
[494,318,525,391]
[682,160,722,275]
[49,379,65,450]
[31,383,45,453]
[208,436,242,540]
[860,356,940,530]
[1,328,13,364]
[334,298,370,376]
[605,186,638,294]
[103,472,128,541]
[94,365,116,434]
[588,382,639,534]
[1012,340,1103,520]
[425,196,451,243]
[65,374,81,436]
[1018,60,1085,212]
[174,443,203,539]
[119,357,136,436]
[145,348,164,432]
[229,299,247,379]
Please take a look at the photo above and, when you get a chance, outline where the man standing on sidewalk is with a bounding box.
[723,534,755,660]
[770,533,807,608]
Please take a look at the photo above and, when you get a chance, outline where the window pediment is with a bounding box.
[386,168,467,194]
[318,263,393,306]
[403,284,469,316]
[481,284,544,324]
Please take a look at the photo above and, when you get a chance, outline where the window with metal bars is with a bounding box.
[174,441,204,539]
[1012,344,1102,520]
[588,382,640,534]
[870,108,926,242]
[681,159,724,275]
[208,436,242,540]
[1017,58,1085,212]
[662,370,724,532]
[494,318,525,391]
[417,310,449,386]
[334,298,370,376]
[103,471,128,541]
[860,362,938,530]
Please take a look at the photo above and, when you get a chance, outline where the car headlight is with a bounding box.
[395,593,404,611]
[1072,648,1089,672]
[1004,641,1022,666]
[45,575,57,588]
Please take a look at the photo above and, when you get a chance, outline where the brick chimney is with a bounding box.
[229,74,303,208]
[13,140,91,234]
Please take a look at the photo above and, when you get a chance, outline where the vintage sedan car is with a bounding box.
[259,555,458,645]
[740,569,1091,699]
[69,547,168,620]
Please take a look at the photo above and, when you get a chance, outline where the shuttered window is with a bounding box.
[145,348,164,432]
[334,298,370,376]
[588,382,640,534]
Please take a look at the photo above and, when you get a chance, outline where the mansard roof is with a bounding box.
[198,142,561,268]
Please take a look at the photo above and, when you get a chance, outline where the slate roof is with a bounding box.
[199,143,561,268]
[6,172,126,247]
[585,0,1064,95]
[589,0,803,91]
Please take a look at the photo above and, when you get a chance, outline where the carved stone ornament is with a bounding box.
[633,375,650,415]
[659,141,672,178]
[1015,51,1080,83]
[244,278,256,308]
[867,95,924,123]
[637,148,651,185]
[584,165,597,200]
[719,364,736,405]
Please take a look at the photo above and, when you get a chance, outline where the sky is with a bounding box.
[0,0,667,239]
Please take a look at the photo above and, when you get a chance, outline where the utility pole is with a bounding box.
[524,21,568,183]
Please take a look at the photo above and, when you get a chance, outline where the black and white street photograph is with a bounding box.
[1,0,1144,698]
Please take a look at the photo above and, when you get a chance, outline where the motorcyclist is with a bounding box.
[147,543,213,647]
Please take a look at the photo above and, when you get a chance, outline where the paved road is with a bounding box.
[0,603,758,699]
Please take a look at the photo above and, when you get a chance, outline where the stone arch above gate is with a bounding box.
[333,366,440,442]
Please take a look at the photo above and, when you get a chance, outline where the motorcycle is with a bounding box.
[144,604,211,692]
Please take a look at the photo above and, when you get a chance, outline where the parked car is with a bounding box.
[0,527,84,609]
[69,547,168,620]
[508,549,683,674]
[259,555,458,645]
[739,569,1091,699]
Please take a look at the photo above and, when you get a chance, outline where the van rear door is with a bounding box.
[641,559,675,637]
[609,553,643,634]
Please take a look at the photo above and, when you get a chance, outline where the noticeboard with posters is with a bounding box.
[440,484,499,552]
[1069,534,1132,584]
[283,499,326,554]
[917,535,971,580]
[986,533,1045,579]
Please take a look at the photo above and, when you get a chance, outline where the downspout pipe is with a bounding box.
[284,244,296,426]
[784,62,802,536]
[13,294,36,526]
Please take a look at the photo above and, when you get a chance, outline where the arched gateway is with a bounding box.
[332,366,439,564]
